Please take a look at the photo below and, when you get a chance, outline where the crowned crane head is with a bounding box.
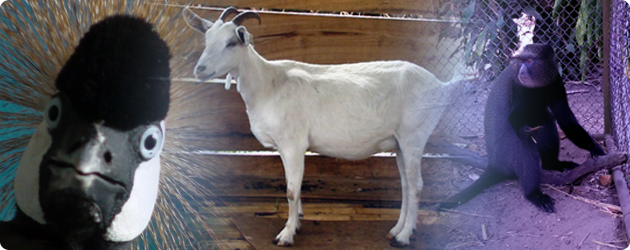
[12,15,171,247]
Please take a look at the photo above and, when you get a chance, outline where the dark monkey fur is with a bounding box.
[441,44,606,213]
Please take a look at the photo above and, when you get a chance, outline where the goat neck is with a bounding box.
[231,45,278,109]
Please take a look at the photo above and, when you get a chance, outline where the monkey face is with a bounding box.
[513,44,560,89]
[517,58,545,88]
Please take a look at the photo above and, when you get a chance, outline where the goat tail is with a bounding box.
[445,60,468,85]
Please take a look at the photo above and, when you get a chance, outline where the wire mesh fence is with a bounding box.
[609,0,630,168]
[434,0,606,138]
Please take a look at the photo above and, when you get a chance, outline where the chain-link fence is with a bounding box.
[609,0,630,165]
[436,0,606,138]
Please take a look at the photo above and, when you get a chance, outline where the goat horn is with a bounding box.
[219,7,240,22]
[232,12,261,26]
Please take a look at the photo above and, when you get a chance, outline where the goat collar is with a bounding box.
[224,73,242,92]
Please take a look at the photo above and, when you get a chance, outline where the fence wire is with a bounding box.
[609,0,630,169]
[434,0,605,138]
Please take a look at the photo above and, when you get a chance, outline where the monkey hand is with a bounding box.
[523,125,543,133]
[517,125,542,142]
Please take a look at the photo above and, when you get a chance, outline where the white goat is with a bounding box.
[183,7,458,247]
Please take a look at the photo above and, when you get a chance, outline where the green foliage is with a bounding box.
[441,0,603,82]
[439,0,526,80]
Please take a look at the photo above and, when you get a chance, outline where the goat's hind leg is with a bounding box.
[273,148,306,246]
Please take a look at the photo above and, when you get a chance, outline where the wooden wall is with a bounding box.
[171,0,443,16]
[162,0,461,197]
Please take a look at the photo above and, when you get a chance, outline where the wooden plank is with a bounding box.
[173,8,461,81]
[254,210,439,223]
[164,6,462,152]
[164,0,443,16]
[207,202,441,223]
[213,240,255,250]
[165,81,256,151]
[202,215,256,250]
[166,81,452,152]
[165,153,399,178]
[204,176,406,202]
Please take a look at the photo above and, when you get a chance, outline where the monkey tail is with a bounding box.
[439,167,506,209]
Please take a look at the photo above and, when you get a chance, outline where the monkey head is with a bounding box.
[512,44,560,88]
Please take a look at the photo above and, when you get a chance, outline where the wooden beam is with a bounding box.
[205,176,405,202]
[203,202,441,223]
[163,0,443,16]
[164,7,463,152]
[166,81,457,151]
[173,8,461,81]
[163,153,399,178]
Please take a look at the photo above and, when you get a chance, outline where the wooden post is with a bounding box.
[602,0,612,134]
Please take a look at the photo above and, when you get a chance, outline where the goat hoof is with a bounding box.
[273,238,293,247]
[385,233,396,240]
[410,230,417,241]
[389,240,410,248]
[295,228,301,234]
[299,213,303,219]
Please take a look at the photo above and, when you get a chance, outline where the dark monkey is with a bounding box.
[441,44,606,213]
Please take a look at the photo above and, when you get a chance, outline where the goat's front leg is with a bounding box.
[273,148,306,246]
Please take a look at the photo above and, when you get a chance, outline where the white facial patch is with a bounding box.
[104,121,165,242]
[14,121,50,224]
[518,64,539,88]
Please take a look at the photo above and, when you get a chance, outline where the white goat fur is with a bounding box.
[183,7,456,246]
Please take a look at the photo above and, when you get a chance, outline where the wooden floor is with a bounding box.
[203,201,447,250]
[197,166,455,250]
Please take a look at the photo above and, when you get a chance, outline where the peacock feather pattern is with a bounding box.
[0,0,223,249]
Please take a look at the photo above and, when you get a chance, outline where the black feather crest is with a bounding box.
[55,15,171,131]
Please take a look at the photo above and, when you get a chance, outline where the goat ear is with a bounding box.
[235,26,253,45]
[183,7,213,33]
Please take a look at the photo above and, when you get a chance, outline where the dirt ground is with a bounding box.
[422,78,626,250]
[425,157,625,250]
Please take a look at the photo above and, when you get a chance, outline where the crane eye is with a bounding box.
[139,125,163,160]
[44,97,62,129]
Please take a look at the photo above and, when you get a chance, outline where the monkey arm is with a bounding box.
[550,86,606,156]
[508,106,527,131]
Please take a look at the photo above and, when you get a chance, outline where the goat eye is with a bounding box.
[139,125,163,160]
[526,59,533,64]
[226,42,237,48]
[44,96,62,130]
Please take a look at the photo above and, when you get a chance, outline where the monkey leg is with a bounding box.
[516,143,556,213]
